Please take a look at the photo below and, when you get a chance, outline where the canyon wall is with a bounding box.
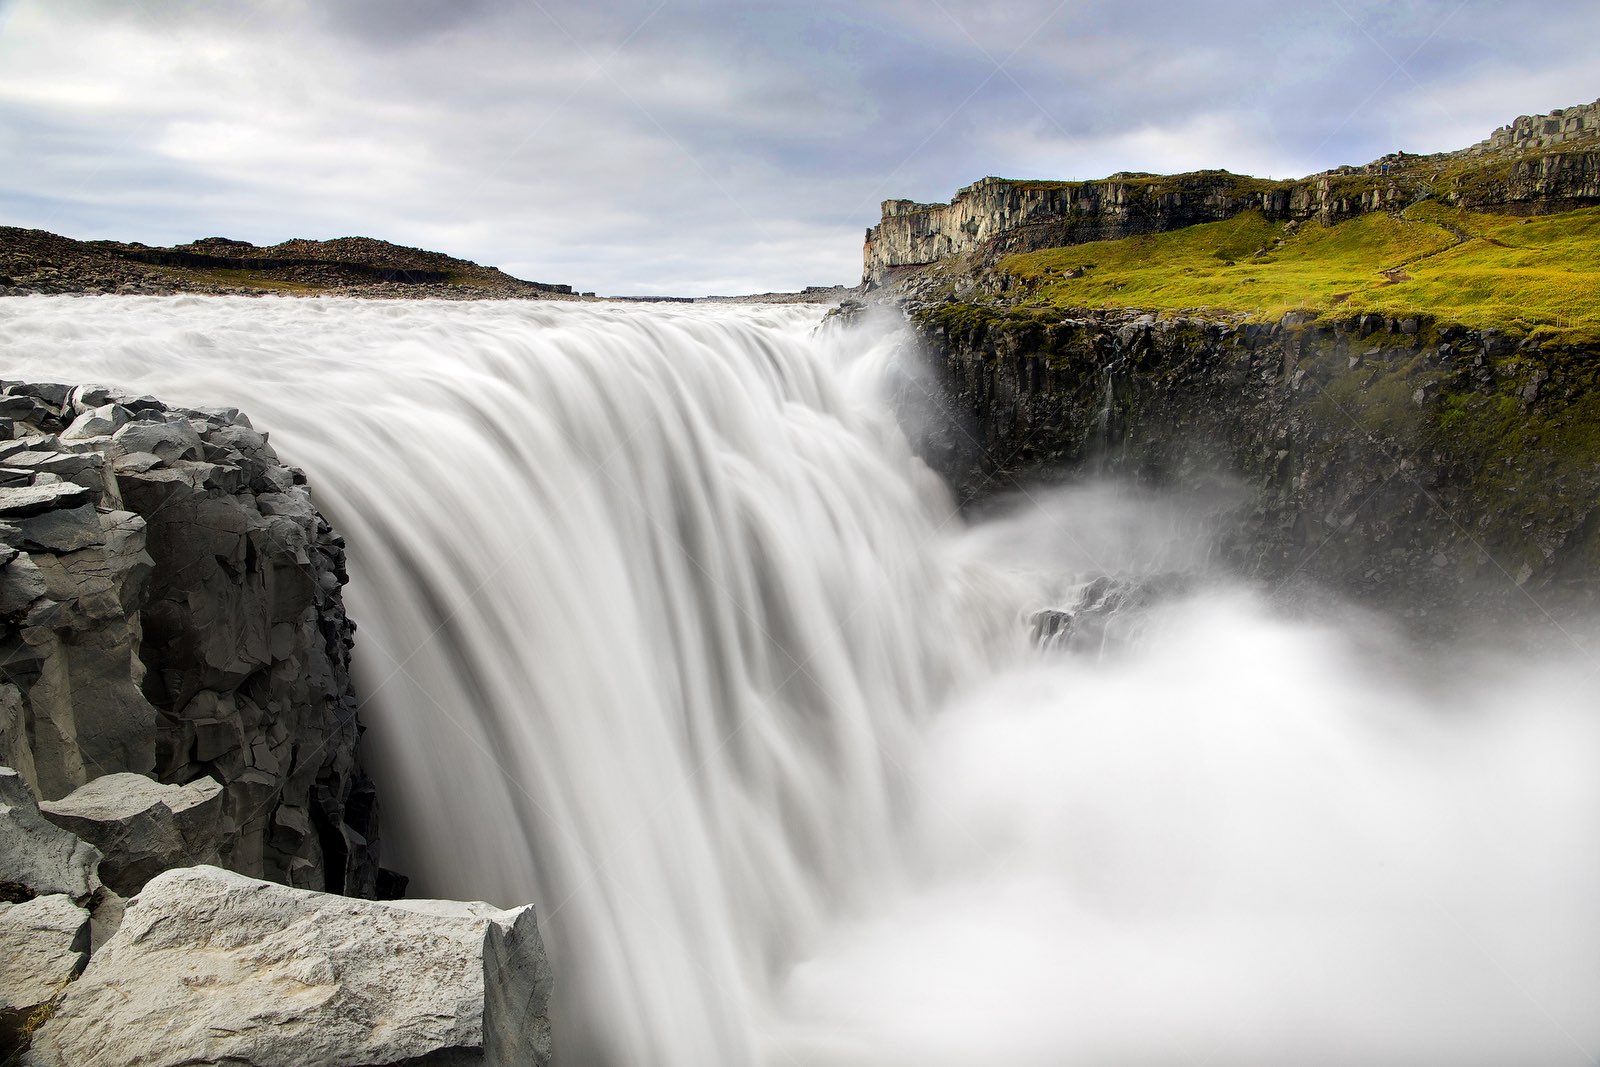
[898,304,1600,624]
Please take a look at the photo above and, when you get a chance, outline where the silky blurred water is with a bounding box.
[2,295,1596,1066]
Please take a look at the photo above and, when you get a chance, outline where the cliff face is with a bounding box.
[0,383,382,895]
[900,305,1600,621]
[866,172,1295,283]
[865,99,1600,285]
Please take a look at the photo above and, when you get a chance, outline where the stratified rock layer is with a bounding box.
[0,382,380,895]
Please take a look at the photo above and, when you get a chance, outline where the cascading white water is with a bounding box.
[0,295,1020,1064]
[2,296,1597,1066]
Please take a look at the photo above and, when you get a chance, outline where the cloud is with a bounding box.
[1,0,1596,294]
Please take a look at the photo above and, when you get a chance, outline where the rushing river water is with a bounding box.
[2,296,1597,1065]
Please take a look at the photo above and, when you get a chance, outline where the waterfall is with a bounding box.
[0,296,1020,1064]
[3,296,1597,1066]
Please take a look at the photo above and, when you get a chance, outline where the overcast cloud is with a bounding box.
[1,0,1596,295]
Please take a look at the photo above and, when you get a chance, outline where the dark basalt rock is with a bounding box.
[0,380,383,896]
[899,307,1600,628]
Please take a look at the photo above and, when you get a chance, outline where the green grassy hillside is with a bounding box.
[1001,203,1600,339]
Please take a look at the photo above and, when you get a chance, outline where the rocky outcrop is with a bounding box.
[2,771,554,1066]
[901,304,1600,623]
[865,171,1295,283]
[38,774,224,896]
[0,381,559,1065]
[1471,100,1600,154]
[0,381,381,895]
[23,865,553,1067]
[864,98,1600,285]
[1028,574,1192,652]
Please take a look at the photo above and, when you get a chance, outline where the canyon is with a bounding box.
[1,92,1598,1067]
[872,98,1600,628]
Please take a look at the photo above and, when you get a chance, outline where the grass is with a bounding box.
[153,266,322,293]
[1000,203,1600,339]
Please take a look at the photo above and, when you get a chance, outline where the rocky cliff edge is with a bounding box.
[0,380,384,895]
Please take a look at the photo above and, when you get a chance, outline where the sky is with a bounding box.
[0,0,1596,296]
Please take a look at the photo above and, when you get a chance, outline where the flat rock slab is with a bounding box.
[24,865,545,1067]
[39,774,223,896]
[0,483,92,519]
[13,504,105,554]
[0,768,101,903]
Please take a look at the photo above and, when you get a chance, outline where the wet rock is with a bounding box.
[24,866,543,1067]
[1028,609,1073,648]
[66,386,113,414]
[38,774,224,896]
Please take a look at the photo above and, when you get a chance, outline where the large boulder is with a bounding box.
[0,767,100,903]
[24,866,552,1067]
[0,894,90,1054]
[37,774,224,896]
